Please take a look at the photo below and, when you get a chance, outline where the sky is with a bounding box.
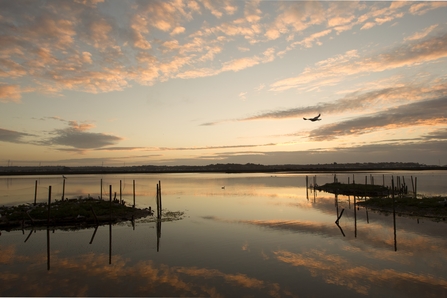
[1,0,447,167]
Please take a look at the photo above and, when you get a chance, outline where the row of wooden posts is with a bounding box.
[305,173,418,197]
[33,179,163,221]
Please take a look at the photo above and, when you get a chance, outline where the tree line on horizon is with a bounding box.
[0,162,444,175]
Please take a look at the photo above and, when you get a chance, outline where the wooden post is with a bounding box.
[120,180,122,204]
[109,185,112,219]
[100,179,103,200]
[156,183,159,219]
[47,186,52,225]
[61,178,66,201]
[352,174,355,184]
[411,176,415,195]
[108,184,112,266]
[392,176,397,251]
[306,176,309,200]
[383,174,385,187]
[159,180,162,217]
[414,177,417,198]
[354,196,357,238]
[34,180,38,206]
[133,180,136,208]
[391,176,395,201]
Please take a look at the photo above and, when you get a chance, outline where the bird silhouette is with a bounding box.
[303,114,321,122]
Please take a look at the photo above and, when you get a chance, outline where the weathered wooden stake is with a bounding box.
[61,178,65,201]
[100,179,103,200]
[354,196,357,238]
[305,176,309,200]
[120,180,122,204]
[34,180,38,206]
[414,177,418,198]
[47,186,52,225]
[391,176,395,201]
[392,176,397,251]
[133,180,136,208]
[156,183,161,219]
[159,180,162,216]
[411,176,415,195]
[109,185,112,219]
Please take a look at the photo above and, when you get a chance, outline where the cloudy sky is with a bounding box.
[1,0,447,167]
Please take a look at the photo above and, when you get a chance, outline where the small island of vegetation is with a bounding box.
[315,182,447,219]
[0,197,184,231]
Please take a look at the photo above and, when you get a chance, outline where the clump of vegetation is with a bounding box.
[0,197,184,230]
[315,182,389,197]
[357,195,447,218]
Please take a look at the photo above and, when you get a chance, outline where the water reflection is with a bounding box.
[1,172,447,297]
[11,220,164,275]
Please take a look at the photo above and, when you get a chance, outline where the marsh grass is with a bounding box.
[315,182,389,196]
[1,198,132,221]
[357,195,447,218]
[0,197,184,230]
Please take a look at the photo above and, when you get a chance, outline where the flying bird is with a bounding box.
[303,114,321,122]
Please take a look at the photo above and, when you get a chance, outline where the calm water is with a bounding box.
[1,171,446,297]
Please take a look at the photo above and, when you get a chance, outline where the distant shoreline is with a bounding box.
[1,162,445,176]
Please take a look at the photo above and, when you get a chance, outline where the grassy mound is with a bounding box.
[314,182,389,196]
[357,195,447,219]
[0,197,184,230]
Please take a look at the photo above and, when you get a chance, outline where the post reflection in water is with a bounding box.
[1,172,447,297]
[334,191,400,252]
[34,219,164,270]
[47,227,50,271]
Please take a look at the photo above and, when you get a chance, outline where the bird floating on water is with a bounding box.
[303,114,321,122]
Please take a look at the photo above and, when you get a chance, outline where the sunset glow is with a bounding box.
[1,0,446,166]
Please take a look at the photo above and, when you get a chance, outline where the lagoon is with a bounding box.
[1,171,447,297]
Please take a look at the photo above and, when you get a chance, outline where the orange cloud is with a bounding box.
[0,84,21,102]
[270,32,447,92]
